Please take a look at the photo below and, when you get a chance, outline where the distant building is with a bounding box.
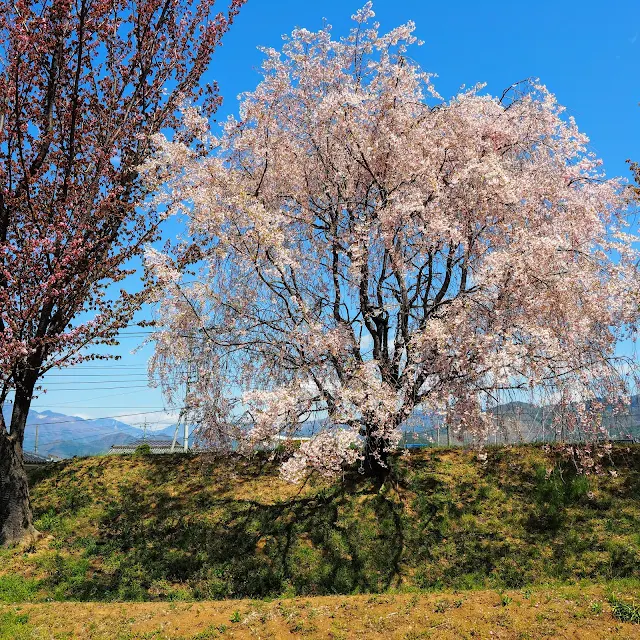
[108,438,180,455]
[23,450,53,469]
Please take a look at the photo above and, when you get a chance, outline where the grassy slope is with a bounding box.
[1,445,639,603]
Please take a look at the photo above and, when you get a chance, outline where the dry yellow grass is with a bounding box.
[2,585,640,639]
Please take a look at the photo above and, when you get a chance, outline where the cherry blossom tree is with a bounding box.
[144,3,639,483]
[0,0,244,545]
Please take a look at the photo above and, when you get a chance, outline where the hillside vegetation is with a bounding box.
[1,446,639,603]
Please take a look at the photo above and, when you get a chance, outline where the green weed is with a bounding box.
[589,600,603,615]
[0,611,42,640]
[609,595,640,623]
[499,592,513,607]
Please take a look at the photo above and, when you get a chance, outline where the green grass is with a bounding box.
[0,576,40,603]
[609,595,640,623]
[0,611,43,640]
[2,445,639,602]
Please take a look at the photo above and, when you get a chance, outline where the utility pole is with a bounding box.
[184,364,197,452]
[34,422,39,454]
[143,418,147,441]
[183,394,189,453]
[183,368,191,453]
[171,365,195,453]
[171,415,181,453]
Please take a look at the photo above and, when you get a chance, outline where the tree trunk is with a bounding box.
[363,433,391,483]
[1,365,40,546]
[0,429,36,546]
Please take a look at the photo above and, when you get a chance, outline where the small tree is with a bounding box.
[0,0,244,545]
[145,4,639,482]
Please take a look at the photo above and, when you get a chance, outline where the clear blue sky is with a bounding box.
[32,0,640,428]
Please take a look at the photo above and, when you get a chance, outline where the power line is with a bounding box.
[40,378,151,381]
[42,373,150,377]
[24,421,178,435]
[100,335,152,338]
[26,414,179,426]
[6,389,159,408]
[30,405,165,410]
[34,384,153,391]
[40,379,152,384]
[43,365,149,369]
[28,388,162,406]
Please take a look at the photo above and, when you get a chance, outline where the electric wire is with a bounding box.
[32,385,154,391]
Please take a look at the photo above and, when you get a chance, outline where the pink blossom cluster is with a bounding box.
[280,429,362,483]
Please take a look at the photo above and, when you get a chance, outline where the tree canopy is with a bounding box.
[145,3,639,480]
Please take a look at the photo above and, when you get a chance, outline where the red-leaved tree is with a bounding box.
[0,0,244,545]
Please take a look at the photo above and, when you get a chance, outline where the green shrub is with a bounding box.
[33,509,63,533]
[134,443,152,456]
[606,540,640,578]
[527,466,590,533]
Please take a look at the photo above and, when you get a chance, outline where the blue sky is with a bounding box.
[31,0,640,428]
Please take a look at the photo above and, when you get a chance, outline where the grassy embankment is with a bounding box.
[1,445,639,604]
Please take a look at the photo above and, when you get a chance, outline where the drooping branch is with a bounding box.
[144,3,639,482]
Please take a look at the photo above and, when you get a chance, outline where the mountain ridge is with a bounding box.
[3,393,639,458]
[1,405,176,458]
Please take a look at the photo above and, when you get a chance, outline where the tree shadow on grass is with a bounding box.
[28,447,640,600]
[54,455,407,600]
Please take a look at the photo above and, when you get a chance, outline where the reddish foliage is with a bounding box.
[0,0,243,438]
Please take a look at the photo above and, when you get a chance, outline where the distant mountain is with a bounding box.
[485,396,640,443]
[3,391,639,459]
[400,396,640,445]
[1,407,174,458]
[153,423,182,439]
[276,397,640,446]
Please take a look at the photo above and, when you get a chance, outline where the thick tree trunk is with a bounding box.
[1,364,40,546]
[363,433,391,483]
[0,429,36,546]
